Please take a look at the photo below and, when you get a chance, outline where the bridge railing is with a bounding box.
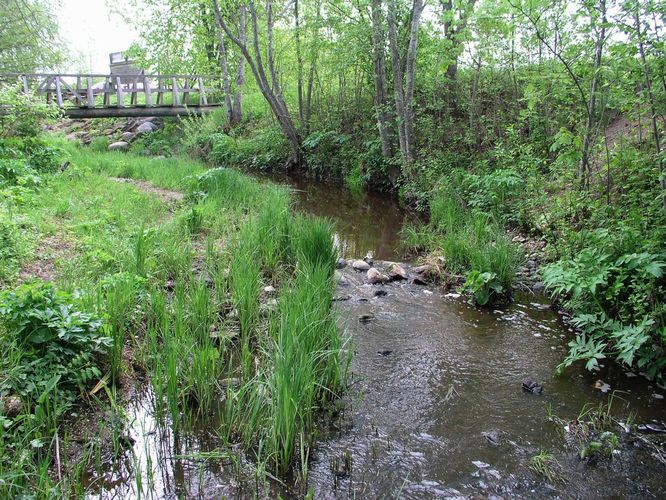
[0,73,225,110]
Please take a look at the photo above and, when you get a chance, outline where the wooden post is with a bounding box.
[198,77,208,105]
[157,77,163,106]
[182,77,190,105]
[172,77,180,106]
[55,76,64,107]
[103,77,110,106]
[87,77,94,108]
[116,76,124,107]
[21,75,29,94]
[76,76,82,106]
[144,76,153,107]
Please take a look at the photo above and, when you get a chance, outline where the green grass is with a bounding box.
[402,185,522,305]
[0,139,346,495]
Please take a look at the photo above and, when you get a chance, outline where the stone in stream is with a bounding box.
[108,141,129,152]
[263,285,276,294]
[359,313,375,323]
[413,264,433,276]
[637,422,666,433]
[367,267,389,284]
[387,263,407,281]
[352,260,371,272]
[373,289,388,297]
[482,430,501,445]
[521,379,543,394]
[336,258,348,269]
[377,350,393,356]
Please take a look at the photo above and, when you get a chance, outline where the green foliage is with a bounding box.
[0,215,26,284]
[403,181,521,306]
[89,136,110,153]
[0,281,111,407]
[462,270,504,306]
[543,229,666,381]
[0,85,59,140]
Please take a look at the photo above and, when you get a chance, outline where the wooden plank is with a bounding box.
[55,76,64,107]
[76,76,82,106]
[172,77,180,106]
[144,76,152,107]
[60,78,83,106]
[198,77,207,105]
[87,77,94,108]
[116,76,124,107]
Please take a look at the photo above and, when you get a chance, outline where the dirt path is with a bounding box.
[19,234,77,282]
[110,177,185,204]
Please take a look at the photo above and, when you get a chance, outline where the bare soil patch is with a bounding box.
[110,177,185,204]
[19,234,77,282]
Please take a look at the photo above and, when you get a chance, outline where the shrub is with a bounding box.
[0,215,25,283]
[543,228,666,381]
[0,85,59,140]
[0,281,111,408]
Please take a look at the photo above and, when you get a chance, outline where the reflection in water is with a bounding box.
[252,172,410,260]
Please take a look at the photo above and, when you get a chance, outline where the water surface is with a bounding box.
[87,176,666,498]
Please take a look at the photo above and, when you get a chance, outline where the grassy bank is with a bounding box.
[0,136,346,496]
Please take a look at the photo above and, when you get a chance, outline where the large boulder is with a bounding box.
[108,141,129,152]
[367,267,389,284]
[136,121,158,135]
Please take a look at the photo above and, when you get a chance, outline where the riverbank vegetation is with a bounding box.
[109,0,665,382]
[0,91,345,496]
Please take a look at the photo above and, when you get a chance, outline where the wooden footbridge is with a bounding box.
[1,73,225,118]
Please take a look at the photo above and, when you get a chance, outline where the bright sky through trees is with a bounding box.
[56,0,137,72]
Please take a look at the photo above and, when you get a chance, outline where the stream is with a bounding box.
[87,174,666,498]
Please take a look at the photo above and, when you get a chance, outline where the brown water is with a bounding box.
[254,172,410,260]
[87,177,666,498]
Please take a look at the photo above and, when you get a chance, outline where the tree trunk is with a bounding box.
[231,5,246,125]
[634,5,666,216]
[295,0,304,125]
[213,0,301,157]
[387,0,407,157]
[212,3,234,123]
[578,0,606,190]
[371,0,393,158]
[403,0,425,162]
[440,0,477,81]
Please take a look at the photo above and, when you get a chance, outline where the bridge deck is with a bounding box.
[0,73,225,118]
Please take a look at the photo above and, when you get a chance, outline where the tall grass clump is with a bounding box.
[229,225,261,379]
[222,217,343,475]
[265,260,342,475]
[403,184,521,306]
[294,215,338,274]
[255,187,293,278]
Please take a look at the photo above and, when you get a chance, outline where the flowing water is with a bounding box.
[87,175,666,498]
